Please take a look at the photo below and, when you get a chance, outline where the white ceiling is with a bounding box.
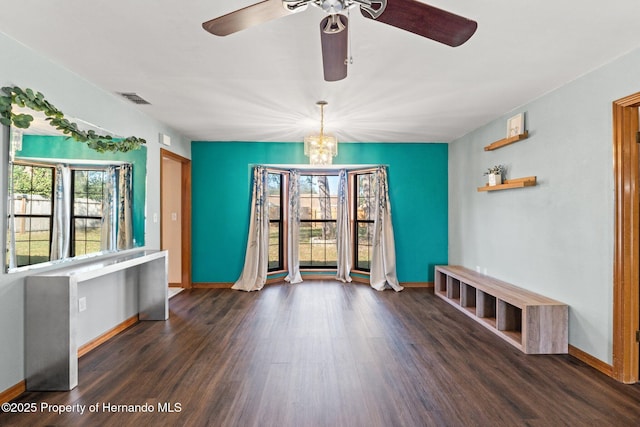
[2,1,640,143]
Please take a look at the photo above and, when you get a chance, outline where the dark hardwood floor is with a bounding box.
[2,281,640,426]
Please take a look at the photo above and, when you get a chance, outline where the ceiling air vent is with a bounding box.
[118,92,150,105]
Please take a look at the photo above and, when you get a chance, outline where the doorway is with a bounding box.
[612,92,640,383]
[160,149,192,289]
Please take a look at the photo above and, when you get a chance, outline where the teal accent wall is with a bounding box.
[191,141,448,284]
[17,135,147,246]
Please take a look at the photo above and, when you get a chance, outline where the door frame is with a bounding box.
[612,92,640,383]
[160,148,192,289]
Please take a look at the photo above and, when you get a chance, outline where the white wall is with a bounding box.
[0,31,191,392]
[449,47,640,365]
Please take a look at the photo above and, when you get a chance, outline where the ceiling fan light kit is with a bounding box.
[320,14,349,81]
[202,0,477,81]
[319,0,345,13]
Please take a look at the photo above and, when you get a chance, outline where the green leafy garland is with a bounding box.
[0,86,145,153]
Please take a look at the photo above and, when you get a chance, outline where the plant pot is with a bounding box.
[488,173,502,186]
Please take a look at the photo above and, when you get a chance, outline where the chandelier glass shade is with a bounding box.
[304,101,338,165]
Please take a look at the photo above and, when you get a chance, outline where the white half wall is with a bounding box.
[449,46,640,365]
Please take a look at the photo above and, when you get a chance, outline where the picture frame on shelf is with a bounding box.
[507,113,524,137]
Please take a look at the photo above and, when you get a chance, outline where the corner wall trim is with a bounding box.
[192,282,234,289]
[0,381,25,404]
[402,282,433,288]
[568,345,614,378]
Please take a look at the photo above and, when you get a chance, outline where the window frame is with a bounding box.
[70,168,107,257]
[267,171,284,272]
[7,162,120,269]
[353,171,375,272]
[298,173,339,269]
[8,163,55,268]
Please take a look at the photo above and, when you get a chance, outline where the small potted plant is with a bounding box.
[484,165,505,186]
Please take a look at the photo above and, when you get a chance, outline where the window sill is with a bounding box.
[351,270,370,276]
[265,269,370,283]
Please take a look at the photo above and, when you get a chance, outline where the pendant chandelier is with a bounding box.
[304,100,337,165]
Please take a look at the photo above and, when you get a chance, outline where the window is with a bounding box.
[299,174,338,268]
[267,172,283,271]
[8,164,54,267]
[6,163,126,269]
[258,169,382,277]
[72,170,107,256]
[354,172,375,271]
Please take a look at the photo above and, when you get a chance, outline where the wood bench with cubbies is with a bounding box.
[434,265,568,354]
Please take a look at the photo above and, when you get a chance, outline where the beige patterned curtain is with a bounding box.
[117,164,133,249]
[50,164,71,260]
[284,169,303,284]
[101,166,117,251]
[335,169,352,283]
[233,166,270,291]
[370,166,403,292]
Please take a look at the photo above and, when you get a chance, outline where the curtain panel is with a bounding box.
[233,166,270,291]
[370,166,403,291]
[117,164,133,249]
[101,166,117,251]
[285,169,303,284]
[335,169,352,283]
[50,164,71,261]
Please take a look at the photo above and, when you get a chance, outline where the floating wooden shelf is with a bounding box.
[484,131,529,151]
[477,176,536,192]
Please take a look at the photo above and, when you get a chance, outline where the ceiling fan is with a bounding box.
[202,0,477,82]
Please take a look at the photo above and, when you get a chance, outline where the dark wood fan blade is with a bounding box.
[320,15,348,82]
[361,0,477,47]
[203,0,296,36]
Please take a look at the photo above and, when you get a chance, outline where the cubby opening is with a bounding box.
[435,270,447,296]
[460,282,477,315]
[476,290,496,327]
[446,276,460,302]
[497,300,523,344]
